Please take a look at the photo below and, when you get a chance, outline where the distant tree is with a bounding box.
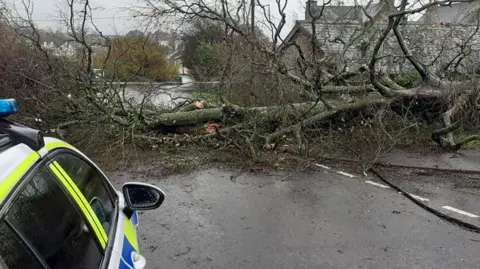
[151,30,169,43]
[191,42,223,79]
[181,20,225,79]
[126,30,145,37]
[93,35,178,81]
[181,19,270,80]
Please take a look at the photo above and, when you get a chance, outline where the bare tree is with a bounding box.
[2,0,480,167]
[128,0,480,151]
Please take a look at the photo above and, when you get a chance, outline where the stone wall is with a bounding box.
[292,22,480,75]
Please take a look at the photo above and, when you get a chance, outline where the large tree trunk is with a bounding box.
[148,101,334,127]
[264,97,392,147]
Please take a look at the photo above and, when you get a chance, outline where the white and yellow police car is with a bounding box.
[0,99,165,269]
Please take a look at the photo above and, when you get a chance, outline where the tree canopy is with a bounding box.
[181,20,225,79]
[181,19,269,80]
[94,35,179,82]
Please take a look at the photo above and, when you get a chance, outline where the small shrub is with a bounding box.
[390,72,421,88]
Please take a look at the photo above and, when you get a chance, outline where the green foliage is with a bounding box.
[93,35,179,82]
[192,90,220,104]
[455,130,480,149]
[188,42,222,79]
[182,19,271,81]
[182,20,225,80]
[194,43,216,64]
[395,123,436,148]
[389,72,421,88]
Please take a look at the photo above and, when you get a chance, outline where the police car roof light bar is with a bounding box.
[0,99,45,151]
[0,99,19,117]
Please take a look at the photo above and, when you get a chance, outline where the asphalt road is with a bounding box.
[110,168,480,269]
[376,167,480,226]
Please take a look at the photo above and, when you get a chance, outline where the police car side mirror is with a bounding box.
[122,182,165,211]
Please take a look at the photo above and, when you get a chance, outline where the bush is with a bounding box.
[93,35,179,82]
[390,72,421,88]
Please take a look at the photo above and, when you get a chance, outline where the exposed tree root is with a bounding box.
[432,90,478,150]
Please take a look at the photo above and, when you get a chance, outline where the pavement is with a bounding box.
[378,149,480,173]
[110,167,480,269]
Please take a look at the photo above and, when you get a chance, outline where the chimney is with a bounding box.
[305,0,318,20]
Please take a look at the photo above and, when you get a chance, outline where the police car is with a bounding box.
[0,99,165,269]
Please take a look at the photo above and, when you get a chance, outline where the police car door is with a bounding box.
[49,150,142,269]
[1,162,104,269]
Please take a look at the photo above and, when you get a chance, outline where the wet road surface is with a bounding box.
[110,168,480,269]
[373,167,480,227]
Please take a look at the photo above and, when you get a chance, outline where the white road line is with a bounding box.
[442,206,479,218]
[337,171,356,178]
[365,180,390,189]
[314,163,331,170]
[409,193,429,202]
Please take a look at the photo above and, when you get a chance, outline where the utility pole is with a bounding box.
[250,0,255,37]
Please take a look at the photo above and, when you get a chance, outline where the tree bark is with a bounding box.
[148,101,332,127]
[322,85,375,94]
[264,97,391,147]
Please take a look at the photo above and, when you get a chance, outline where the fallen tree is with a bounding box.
[148,101,331,127]
[5,0,480,167]
[128,0,478,153]
[134,82,457,147]
[71,0,480,153]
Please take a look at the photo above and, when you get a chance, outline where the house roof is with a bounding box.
[280,21,311,48]
[279,19,360,55]
[320,6,364,22]
[416,2,480,24]
[305,1,393,23]
[281,1,397,50]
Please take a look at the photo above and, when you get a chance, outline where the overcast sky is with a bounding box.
[9,0,317,35]
[11,0,136,34]
[10,0,391,36]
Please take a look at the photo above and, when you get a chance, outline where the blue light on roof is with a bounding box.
[0,99,19,117]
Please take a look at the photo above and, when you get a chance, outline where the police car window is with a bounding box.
[0,221,43,269]
[5,167,102,269]
[54,153,114,234]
